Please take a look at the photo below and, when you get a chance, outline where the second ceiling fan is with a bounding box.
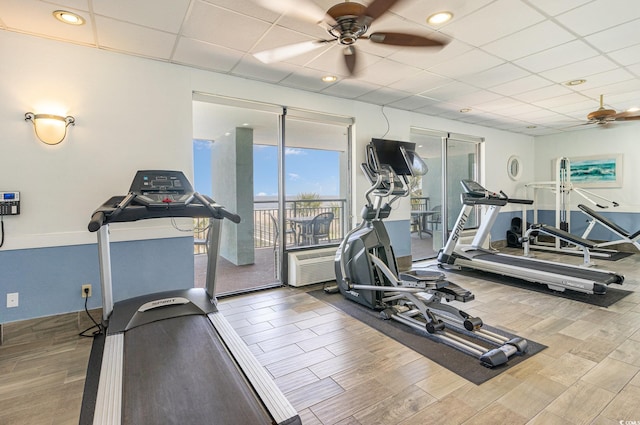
[252,0,449,75]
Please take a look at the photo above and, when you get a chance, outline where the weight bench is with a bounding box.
[579,204,640,251]
[523,223,597,267]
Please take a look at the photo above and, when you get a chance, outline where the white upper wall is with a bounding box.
[0,31,534,250]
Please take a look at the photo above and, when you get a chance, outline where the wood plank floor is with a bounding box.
[2,247,640,424]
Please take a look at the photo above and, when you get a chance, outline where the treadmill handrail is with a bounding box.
[88,192,240,231]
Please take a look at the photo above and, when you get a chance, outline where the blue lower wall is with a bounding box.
[0,237,194,323]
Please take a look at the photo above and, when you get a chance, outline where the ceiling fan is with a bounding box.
[251,0,448,75]
[585,94,640,126]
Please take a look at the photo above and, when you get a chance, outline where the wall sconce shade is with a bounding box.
[25,112,75,145]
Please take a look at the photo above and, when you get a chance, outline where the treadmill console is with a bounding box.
[461,179,490,197]
[129,170,194,207]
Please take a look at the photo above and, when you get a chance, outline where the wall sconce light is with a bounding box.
[25,112,75,145]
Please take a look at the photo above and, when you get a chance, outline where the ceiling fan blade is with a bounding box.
[252,0,336,26]
[368,32,448,47]
[612,110,640,121]
[254,40,331,64]
[362,0,403,23]
[344,46,357,76]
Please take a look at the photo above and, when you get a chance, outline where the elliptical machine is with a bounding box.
[333,139,528,367]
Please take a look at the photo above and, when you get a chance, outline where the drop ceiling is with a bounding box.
[1,0,640,136]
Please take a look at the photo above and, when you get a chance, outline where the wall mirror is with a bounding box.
[507,155,522,181]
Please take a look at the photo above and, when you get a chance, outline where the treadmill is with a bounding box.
[438,180,624,295]
[85,170,300,425]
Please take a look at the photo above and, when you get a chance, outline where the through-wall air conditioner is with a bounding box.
[288,247,337,287]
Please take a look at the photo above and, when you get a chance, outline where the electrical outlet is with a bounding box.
[7,292,19,308]
[81,284,92,298]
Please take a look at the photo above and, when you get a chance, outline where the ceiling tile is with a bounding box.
[608,43,640,66]
[394,0,495,28]
[459,63,530,89]
[279,68,339,92]
[182,1,272,51]
[555,0,640,36]
[419,82,479,100]
[540,56,619,83]
[200,0,281,22]
[576,68,635,91]
[584,19,640,52]
[250,25,318,54]
[230,56,297,83]
[0,0,94,45]
[513,40,598,73]
[482,20,575,61]
[354,59,422,87]
[387,71,452,93]
[95,16,176,59]
[355,88,411,105]
[173,37,244,72]
[490,75,553,96]
[389,95,439,111]
[525,0,593,16]
[93,0,190,33]
[441,0,546,46]
[427,49,505,79]
[512,84,575,103]
[533,92,592,109]
[320,79,381,99]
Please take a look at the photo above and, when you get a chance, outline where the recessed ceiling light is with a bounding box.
[459,108,472,113]
[427,11,453,25]
[322,75,338,83]
[526,125,537,129]
[565,79,586,86]
[53,10,85,25]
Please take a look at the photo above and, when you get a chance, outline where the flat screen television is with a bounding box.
[371,138,417,176]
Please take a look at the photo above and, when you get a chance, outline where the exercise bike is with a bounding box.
[332,139,528,367]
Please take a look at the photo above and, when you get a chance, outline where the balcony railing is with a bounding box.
[194,198,346,254]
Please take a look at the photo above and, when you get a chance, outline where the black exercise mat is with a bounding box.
[309,289,546,385]
[447,268,631,308]
[79,333,105,425]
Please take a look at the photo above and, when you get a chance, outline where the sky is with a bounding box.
[193,141,340,198]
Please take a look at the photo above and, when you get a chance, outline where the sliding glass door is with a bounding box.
[410,128,482,261]
[192,95,352,295]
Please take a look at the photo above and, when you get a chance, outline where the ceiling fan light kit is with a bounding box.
[252,0,448,76]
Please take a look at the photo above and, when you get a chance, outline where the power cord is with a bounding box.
[79,287,103,338]
[0,215,4,248]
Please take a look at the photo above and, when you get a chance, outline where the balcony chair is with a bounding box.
[301,212,334,245]
[269,214,296,277]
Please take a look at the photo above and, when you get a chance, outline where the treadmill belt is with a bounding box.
[474,252,621,284]
[123,315,272,425]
